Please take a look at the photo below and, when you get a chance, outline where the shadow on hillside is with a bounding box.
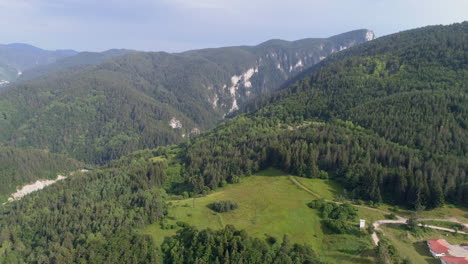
[254,168,284,177]
[412,241,439,264]
[324,179,344,198]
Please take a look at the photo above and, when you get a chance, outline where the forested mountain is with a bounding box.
[0,147,82,202]
[179,22,468,208]
[0,29,373,164]
[18,49,134,81]
[0,43,77,83]
[0,22,466,263]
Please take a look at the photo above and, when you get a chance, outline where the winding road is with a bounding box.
[288,176,468,246]
[371,218,467,245]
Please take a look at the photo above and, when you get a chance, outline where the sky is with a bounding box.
[0,0,466,52]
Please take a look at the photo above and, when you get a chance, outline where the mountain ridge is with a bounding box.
[0,43,78,84]
[0,29,373,164]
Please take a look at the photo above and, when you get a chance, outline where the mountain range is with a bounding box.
[0,29,374,164]
[0,43,78,83]
[0,22,466,264]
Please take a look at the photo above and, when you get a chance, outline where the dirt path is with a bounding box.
[418,218,468,229]
[288,176,321,198]
[290,176,392,214]
[371,218,468,246]
[418,223,467,234]
[369,215,465,247]
[371,219,407,245]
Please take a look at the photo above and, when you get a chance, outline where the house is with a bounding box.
[359,219,365,229]
[440,256,468,264]
[427,239,450,258]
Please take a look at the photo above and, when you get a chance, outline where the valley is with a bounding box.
[0,20,466,264]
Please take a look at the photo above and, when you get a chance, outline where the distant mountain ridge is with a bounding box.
[18,49,134,81]
[0,29,374,164]
[0,43,78,83]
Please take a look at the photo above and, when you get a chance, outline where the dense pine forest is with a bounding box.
[180,22,468,208]
[0,30,371,164]
[0,147,82,202]
[0,22,467,263]
[161,225,323,264]
[0,155,167,263]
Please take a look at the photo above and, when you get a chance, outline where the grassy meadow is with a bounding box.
[142,168,467,263]
[143,168,376,263]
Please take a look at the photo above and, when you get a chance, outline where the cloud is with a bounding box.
[162,0,225,9]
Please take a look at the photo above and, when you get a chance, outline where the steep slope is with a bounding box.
[0,43,77,81]
[0,146,82,202]
[0,29,373,164]
[256,22,468,156]
[0,23,465,264]
[177,22,468,209]
[182,29,375,114]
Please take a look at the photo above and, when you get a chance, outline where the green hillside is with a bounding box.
[144,169,376,264]
[0,23,467,263]
[0,30,371,164]
[178,22,468,209]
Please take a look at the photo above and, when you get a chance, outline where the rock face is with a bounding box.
[366,30,376,41]
[169,118,183,129]
[199,29,376,115]
[7,175,67,202]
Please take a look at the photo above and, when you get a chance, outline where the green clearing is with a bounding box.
[381,224,468,264]
[142,168,467,263]
[143,169,376,263]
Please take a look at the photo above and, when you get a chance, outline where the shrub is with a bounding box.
[176,221,189,228]
[386,213,398,220]
[208,200,239,213]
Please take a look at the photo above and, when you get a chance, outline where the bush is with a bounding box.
[386,213,398,220]
[207,200,239,213]
[319,170,329,179]
[307,199,326,209]
[176,221,189,228]
[265,234,277,245]
[323,219,357,234]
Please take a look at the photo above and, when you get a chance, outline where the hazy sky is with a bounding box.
[0,0,466,52]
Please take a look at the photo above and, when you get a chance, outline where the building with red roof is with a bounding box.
[428,239,450,258]
[440,256,468,264]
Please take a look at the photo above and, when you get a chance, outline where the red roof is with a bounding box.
[427,239,449,254]
[440,256,468,264]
